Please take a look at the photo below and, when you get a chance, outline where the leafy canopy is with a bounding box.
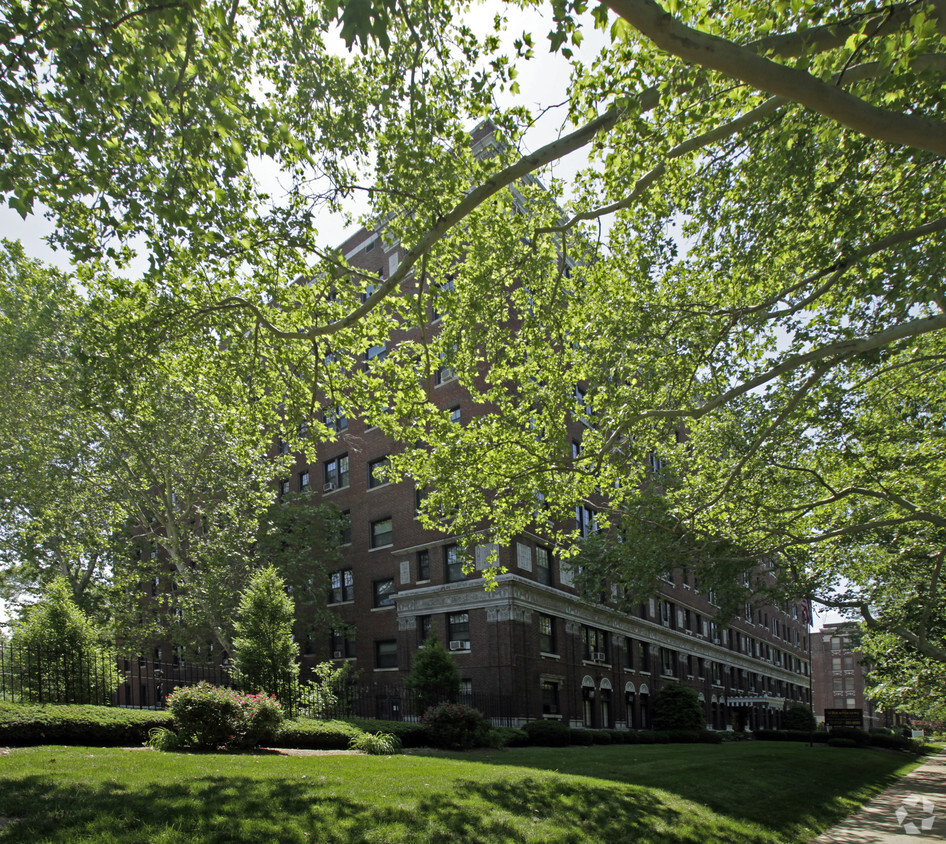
[2,0,945,690]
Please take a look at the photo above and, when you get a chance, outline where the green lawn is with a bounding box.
[0,742,921,843]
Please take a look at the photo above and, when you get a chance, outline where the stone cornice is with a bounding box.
[394,574,807,686]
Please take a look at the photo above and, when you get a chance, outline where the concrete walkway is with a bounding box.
[811,749,946,842]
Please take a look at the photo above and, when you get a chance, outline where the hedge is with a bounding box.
[753,728,921,752]
[0,702,172,746]
[272,718,368,750]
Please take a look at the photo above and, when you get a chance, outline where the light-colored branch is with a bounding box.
[605,313,946,445]
[605,0,946,155]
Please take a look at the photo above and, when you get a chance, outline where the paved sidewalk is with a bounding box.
[811,749,946,842]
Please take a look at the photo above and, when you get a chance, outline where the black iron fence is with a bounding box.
[0,643,516,725]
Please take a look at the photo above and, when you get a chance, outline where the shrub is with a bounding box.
[828,737,858,748]
[828,726,870,746]
[569,728,594,745]
[487,727,530,748]
[406,635,460,716]
[522,719,570,747]
[146,726,181,751]
[663,729,702,743]
[699,729,723,744]
[0,701,172,746]
[349,730,402,755]
[347,718,429,748]
[167,682,284,750]
[274,718,365,750]
[296,661,353,719]
[869,733,912,751]
[652,684,703,731]
[421,702,490,750]
[753,729,829,743]
[784,704,816,732]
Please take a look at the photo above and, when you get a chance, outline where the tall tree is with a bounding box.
[231,565,300,703]
[0,245,343,653]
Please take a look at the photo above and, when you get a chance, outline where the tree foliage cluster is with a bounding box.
[1,0,945,705]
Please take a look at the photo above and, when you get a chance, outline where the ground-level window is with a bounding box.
[375,639,397,669]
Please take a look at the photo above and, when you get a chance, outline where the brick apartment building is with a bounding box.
[811,622,887,729]
[277,148,814,729]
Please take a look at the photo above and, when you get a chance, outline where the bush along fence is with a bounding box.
[0,643,515,725]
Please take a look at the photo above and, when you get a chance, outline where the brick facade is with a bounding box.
[279,220,813,729]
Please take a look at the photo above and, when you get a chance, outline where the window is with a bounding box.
[536,545,552,585]
[647,450,665,473]
[417,615,432,644]
[640,642,651,672]
[445,544,464,582]
[712,662,722,685]
[660,647,677,677]
[339,510,351,545]
[542,680,560,715]
[323,454,349,490]
[368,456,391,488]
[323,407,348,432]
[576,504,596,537]
[330,628,354,659]
[414,486,427,516]
[659,599,675,629]
[375,639,397,669]
[448,612,470,648]
[364,343,387,370]
[435,363,455,384]
[298,471,309,492]
[449,406,461,423]
[417,549,430,581]
[582,626,608,662]
[277,438,289,454]
[370,517,393,548]
[624,637,634,670]
[279,479,290,496]
[329,569,354,603]
[373,578,395,608]
[539,614,556,654]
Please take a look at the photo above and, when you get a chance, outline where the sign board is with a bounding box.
[824,708,864,728]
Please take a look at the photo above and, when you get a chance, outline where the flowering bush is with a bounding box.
[166,682,284,750]
[421,702,490,750]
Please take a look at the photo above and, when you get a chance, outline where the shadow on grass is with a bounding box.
[0,767,764,843]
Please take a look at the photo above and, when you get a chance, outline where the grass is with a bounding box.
[0,742,922,842]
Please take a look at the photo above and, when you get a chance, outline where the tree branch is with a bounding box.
[605,0,946,155]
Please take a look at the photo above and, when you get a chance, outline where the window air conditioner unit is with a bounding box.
[592,652,606,662]
[323,482,336,493]
[333,650,343,659]
[449,640,469,651]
